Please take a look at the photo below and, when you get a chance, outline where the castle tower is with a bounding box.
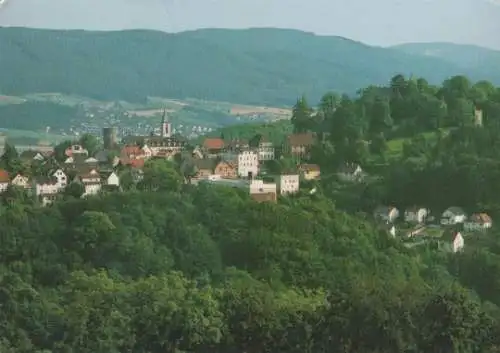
[103,127,117,149]
[161,108,172,138]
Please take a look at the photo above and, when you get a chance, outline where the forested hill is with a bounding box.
[391,42,500,83]
[0,26,496,106]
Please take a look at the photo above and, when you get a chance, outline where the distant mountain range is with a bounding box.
[0,27,499,106]
[391,42,500,83]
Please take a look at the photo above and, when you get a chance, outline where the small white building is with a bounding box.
[278,174,300,195]
[441,207,467,225]
[249,179,277,195]
[74,169,102,197]
[404,207,429,224]
[440,231,465,253]
[51,169,68,191]
[11,174,31,189]
[238,150,259,179]
[258,140,275,161]
[33,177,60,206]
[374,206,400,223]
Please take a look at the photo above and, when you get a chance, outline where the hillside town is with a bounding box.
[0,112,322,206]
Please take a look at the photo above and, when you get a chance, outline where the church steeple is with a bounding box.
[160,107,172,138]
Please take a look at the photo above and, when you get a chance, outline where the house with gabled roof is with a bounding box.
[203,138,225,157]
[374,206,399,223]
[11,174,31,189]
[404,206,430,224]
[284,132,316,159]
[439,230,464,253]
[32,176,60,206]
[464,213,492,232]
[441,207,467,225]
[337,163,364,182]
[299,164,321,180]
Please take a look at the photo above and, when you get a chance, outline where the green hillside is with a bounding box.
[391,42,500,83]
[0,27,495,106]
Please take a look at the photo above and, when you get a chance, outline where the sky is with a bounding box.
[0,0,499,50]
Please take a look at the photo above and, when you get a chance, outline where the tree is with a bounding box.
[138,159,183,192]
[53,140,73,162]
[63,182,85,199]
[79,133,100,156]
[291,95,313,133]
[369,96,393,135]
[0,143,22,175]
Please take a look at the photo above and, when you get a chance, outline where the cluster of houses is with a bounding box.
[0,112,328,205]
[374,205,493,253]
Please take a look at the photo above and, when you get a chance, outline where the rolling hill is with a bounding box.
[1,27,498,106]
[391,42,500,83]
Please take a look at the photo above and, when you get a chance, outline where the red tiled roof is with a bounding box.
[0,169,9,183]
[203,138,225,150]
[121,145,143,156]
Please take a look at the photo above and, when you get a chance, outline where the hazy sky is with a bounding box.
[0,0,499,49]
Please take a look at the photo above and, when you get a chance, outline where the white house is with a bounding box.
[440,231,465,253]
[11,174,30,189]
[74,169,102,197]
[464,213,492,232]
[33,177,60,206]
[278,174,300,195]
[404,207,429,224]
[374,206,400,223]
[249,179,277,195]
[238,151,259,179]
[441,207,467,225]
[51,169,68,191]
[258,140,275,161]
[337,163,364,182]
[141,144,153,159]
[65,144,89,157]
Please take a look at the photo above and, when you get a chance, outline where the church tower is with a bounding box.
[161,108,172,138]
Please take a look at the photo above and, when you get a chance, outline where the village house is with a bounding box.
[11,174,31,189]
[193,159,216,178]
[192,146,204,159]
[439,230,465,253]
[441,207,467,225]
[299,164,321,181]
[284,132,316,159]
[203,138,225,158]
[464,213,492,232]
[278,173,300,195]
[50,169,68,191]
[257,138,275,161]
[0,169,10,192]
[100,171,121,192]
[374,206,400,223]
[404,206,430,224]
[238,150,259,179]
[20,150,45,162]
[121,145,145,160]
[337,163,364,182]
[74,169,102,196]
[214,160,238,179]
[65,144,88,157]
[33,176,60,206]
[226,139,250,153]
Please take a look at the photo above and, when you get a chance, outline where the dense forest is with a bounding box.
[2,74,500,352]
[1,27,499,105]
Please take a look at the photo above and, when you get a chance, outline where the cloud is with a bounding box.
[486,0,500,5]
